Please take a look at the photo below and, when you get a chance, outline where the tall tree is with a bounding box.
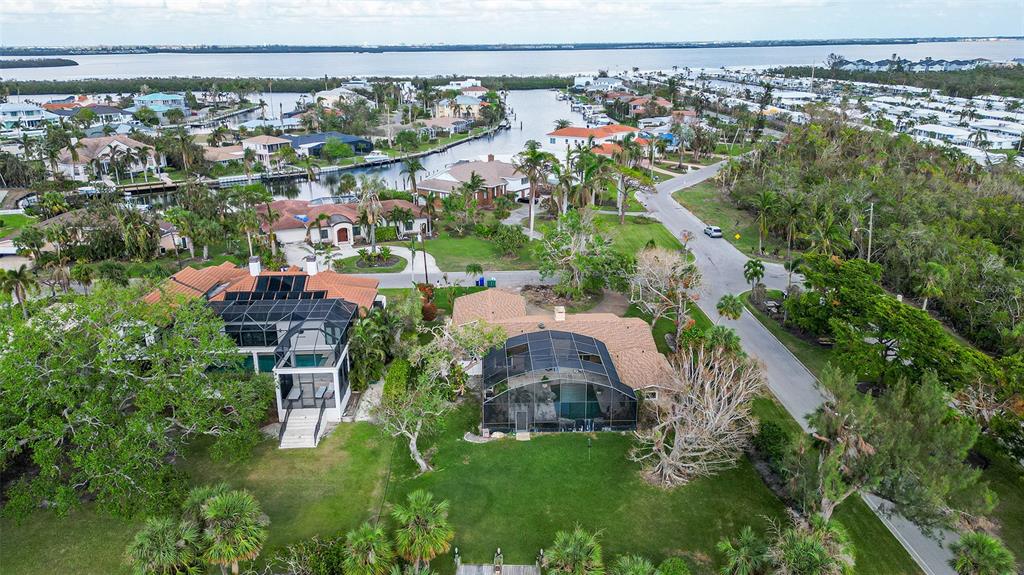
[344,522,395,575]
[124,517,203,575]
[201,489,269,575]
[950,532,1017,575]
[513,140,554,240]
[544,526,604,575]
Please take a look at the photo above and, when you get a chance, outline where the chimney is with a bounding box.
[304,255,319,276]
[487,153,494,162]
[554,306,566,322]
[248,256,262,277]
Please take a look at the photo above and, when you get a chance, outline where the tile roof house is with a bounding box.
[144,257,382,448]
[628,96,672,118]
[58,135,166,181]
[546,124,641,153]
[242,135,292,169]
[257,198,427,247]
[453,289,671,433]
[417,155,529,205]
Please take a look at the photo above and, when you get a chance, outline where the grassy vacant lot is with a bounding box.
[672,181,788,259]
[0,213,35,238]
[595,214,682,254]
[420,233,538,272]
[715,142,755,156]
[334,254,408,274]
[388,403,787,573]
[0,423,393,575]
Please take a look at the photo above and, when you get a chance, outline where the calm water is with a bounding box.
[268,89,577,200]
[3,40,1022,81]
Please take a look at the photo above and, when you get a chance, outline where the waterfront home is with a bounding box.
[415,116,473,137]
[627,96,672,118]
[910,123,975,146]
[314,86,373,109]
[237,117,303,131]
[452,289,671,434]
[242,135,292,169]
[58,135,165,181]
[437,78,482,91]
[573,76,626,92]
[203,145,245,166]
[417,155,529,206]
[132,92,188,112]
[258,198,427,247]
[435,95,485,119]
[51,105,135,126]
[144,258,383,448]
[0,102,58,130]
[546,124,641,151]
[282,131,374,157]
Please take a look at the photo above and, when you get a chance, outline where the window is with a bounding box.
[319,228,329,240]
[578,352,602,365]
[353,225,362,236]
[549,137,556,144]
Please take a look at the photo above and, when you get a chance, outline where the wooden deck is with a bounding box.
[457,565,539,575]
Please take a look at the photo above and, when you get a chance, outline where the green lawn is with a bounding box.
[420,234,538,272]
[975,438,1024,560]
[715,142,754,156]
[388,403,788,573]
[0,213,35,238]
[0,423,394,575]
[333,254,408,274]
[673,182,789,259]
[594,214,683,254]
[625,303,713,355]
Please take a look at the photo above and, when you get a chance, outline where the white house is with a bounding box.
[242,135,292,169]
[435,95,485,119]
[545,124,641,153]
[0,102,58,130]
[259,198,428,247]
[437,78,482,91]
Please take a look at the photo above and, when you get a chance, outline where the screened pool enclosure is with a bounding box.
[481,330,638,433]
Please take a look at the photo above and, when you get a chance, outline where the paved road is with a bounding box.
[650,162,957,575]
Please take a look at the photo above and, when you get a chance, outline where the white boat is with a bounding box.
[363,151,390,163]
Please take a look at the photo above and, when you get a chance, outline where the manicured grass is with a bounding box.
[387,403,788,572]
[0,423,394,575]
[180,423,392,554]
[378,286,486,318]
[594,214,683,254]
[333,254,408,274]
[740,291,834,378]
[715,142,754,156]
[673,181,788,259]
[0,213,35,238]
[421,234,538,272]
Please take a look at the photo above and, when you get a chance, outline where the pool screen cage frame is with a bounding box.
[481,330,638,433]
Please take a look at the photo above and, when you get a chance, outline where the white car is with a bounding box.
[704,225,723,238]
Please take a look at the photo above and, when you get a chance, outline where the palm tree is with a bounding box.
[298,154,320,196]
[767,516,854,575]
[70,263,94,294]
[753,190,779,255]
[716,526,767,575]
[514,140,554,240]
[1,265,37,319]
[422,190,439,236]
[916,261,949,311]
[949,532,1016,575]
[544,526,604,575]
[357,175,385,255]
[743,258,765,292]
[609,555,655,575]
[242,148,257,184]
[200,489,269,575]
[344,522,395,575]
[554,119,572,130]
[784,256,804,291]
[391,490,455,573]
[258,203,281,256]
[716,294,744,323]
[401,158,424,197]
[778,193,804,260]
[124,516,203,575]
[806,209,851,257]
[465,262,483,282]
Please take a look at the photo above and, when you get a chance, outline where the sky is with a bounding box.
[1,0,1022,47]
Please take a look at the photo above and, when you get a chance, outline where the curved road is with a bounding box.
[649,162,956,575]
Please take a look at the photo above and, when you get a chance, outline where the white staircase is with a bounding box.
[279,409,325,449]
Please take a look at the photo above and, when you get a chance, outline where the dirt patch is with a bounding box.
[521,285,602,313]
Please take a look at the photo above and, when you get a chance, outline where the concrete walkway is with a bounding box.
[652,162,957,575]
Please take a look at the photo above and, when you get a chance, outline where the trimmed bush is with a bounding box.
[383,358,412,403]
[752,420,793,470]
[374,226,398,242]
[657,557,692,575]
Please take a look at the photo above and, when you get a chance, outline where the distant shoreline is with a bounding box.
[3,36,1022,57]
[0,58,78,69]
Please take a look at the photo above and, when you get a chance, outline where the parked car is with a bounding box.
[704,225,723,238]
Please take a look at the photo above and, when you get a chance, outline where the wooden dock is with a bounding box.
[457,565,539,575]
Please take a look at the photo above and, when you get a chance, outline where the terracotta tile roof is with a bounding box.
[203,145,243,163]
[546,124,640,138]
[451,289,528,325]
[144,261,380,310]
[453,290,671,389]
[418,159,523,193]
[210,270,379,310]
[258,198,423,232]
[592,142,622,156]
[143,262,248,304]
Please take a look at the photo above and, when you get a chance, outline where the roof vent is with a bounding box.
[248,256,262,277]
[554,306,566,322]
